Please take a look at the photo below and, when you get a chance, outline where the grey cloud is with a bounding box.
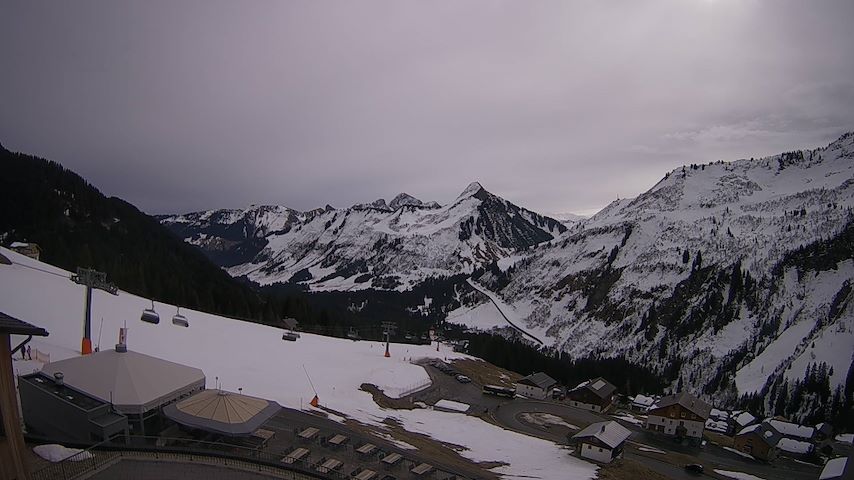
[1,0,852,215]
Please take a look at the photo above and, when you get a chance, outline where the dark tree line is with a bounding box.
[0,144,294,325]
[458,330,667,396]
[744,359,853,431]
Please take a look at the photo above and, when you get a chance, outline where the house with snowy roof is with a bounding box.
[820,456,853,480]
[644,391,711,441]
[629,394,657,413]
[746,418,815,459]
[767,418,815,441]
[514,372,557,400]
[705,408,732,434]
[705,417,730,435]
[730,410,757,431]
[571,420,632,464]
[566,377,617,412]
[733,422,782,462]
[8,241,40,260]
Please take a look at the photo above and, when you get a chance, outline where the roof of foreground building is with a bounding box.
[41,348,205,414]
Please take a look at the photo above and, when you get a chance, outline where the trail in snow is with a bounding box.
[467,279,544,345]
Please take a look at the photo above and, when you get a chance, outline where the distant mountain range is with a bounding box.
[159,181,566,290]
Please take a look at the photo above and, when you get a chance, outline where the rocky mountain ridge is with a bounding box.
[160,182,567,290]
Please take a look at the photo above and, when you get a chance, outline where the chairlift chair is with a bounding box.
[172,306,189,327]
[282,331,298,341]
[141,300,160,324]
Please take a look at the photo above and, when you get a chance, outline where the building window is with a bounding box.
[598,448,603,452]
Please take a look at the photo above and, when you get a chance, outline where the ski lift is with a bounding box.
[172,306,189,327]
[282,331,299,341]
[140,300,160,324]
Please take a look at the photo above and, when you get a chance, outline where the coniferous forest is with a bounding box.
[0,144,295,325]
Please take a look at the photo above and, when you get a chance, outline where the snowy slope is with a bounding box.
[481,133,854,410]
[161,183,566,291]
[0,247,595,480]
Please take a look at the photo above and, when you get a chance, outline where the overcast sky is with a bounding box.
[2,1,853,216]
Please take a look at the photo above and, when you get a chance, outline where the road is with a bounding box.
[466,279,544,345]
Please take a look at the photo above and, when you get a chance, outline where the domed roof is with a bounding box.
[164,389,281,436]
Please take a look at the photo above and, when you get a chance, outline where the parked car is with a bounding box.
[684,464,704,475]
[455,375,471,383]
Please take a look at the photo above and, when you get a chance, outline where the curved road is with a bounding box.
[466,279,544,345]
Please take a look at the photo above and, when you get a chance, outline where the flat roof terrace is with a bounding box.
[21,373,106,412]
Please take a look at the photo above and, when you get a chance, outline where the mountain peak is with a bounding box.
[370,198,389,210]
[457,182,487,200]
[389,193,423,209]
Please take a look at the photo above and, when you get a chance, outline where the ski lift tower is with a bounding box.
[71,267,118,355]
[381,321,397,358]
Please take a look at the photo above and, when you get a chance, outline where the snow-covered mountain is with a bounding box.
[160,182,566,290]
[162,133,854,420]
[478,132,854,415]
[547,212,588,225]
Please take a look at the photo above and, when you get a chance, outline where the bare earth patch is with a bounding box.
[597,458,673,480]
[448,358,522,388]
[705,431,735,448]
[340,391,503,480]
[379,417,504,480]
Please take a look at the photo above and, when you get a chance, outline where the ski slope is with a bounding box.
[466,279,548,345]
[0,247,596,480]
